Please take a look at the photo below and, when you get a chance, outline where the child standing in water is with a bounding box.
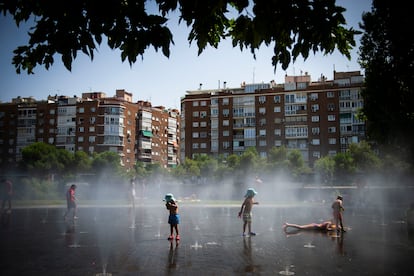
[238,188,259,236]
[164,193,180,241]
[332,195,346,232]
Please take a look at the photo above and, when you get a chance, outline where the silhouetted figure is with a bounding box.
[63,184,78,220]
[164,193,180,241]
[238,188,259,236]
[1,179,13,211]
[332,195,346,232]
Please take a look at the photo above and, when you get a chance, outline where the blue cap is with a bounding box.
[164,193,176,202]
[245,188,257,197]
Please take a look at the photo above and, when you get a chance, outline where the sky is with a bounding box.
[0,0,372,110]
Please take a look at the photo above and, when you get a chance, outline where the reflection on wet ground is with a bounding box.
[0,203,413,275]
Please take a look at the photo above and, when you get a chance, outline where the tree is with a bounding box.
[359,0,414,164]
[314,155,335,184]
[0,0,358,74]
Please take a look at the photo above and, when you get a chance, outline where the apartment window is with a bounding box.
[328,115,336,121]
[259,107,266,114]
[200,101,207,106]
[327,91,335,98]
[78,136,84,142]
[223,120,229,126]
[274,106,281,113]
[192,132,199,138]
[312,139,320,145]
[328,127,336,133]
[259,140,267,146]
[310,93,318,100]
[79,127,84,132]
[192,111,199,117]
[90,107,96,112]
[259,96,266,103]
[200,121,207,127]
[274,129,281,136]
[50,109,55,115]
[192,143,199,149]
[223,141,230,149]
[274,95,281,103]
[328,150,337,156]
[223,130,229,137]
[259,129,266,136]
[311,104,319,112]
[78,117,84,124]
[222,98,229,105]
[313,151,321,158]
[259,118,266,126]
[312,127,320,135]
[327,103,335,111]
[193,101,199,107]
[329,138,336,144]
[200,111,207,118]
[89,136,96,143]
[274,140,282,147]
[311,116,320,122]
[192,122,199,127]
[200,132,207,138]
[90,117,96,124]
[89,146,94,153]
[223,109,229,117]
[211,98,219,105]
[49,118,55,125]
[78,107,84,113]
[89,126,95,132]
[200,143,207,149]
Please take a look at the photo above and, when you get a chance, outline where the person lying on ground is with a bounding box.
[283,221,336,232]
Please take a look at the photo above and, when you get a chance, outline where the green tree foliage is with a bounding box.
[0,0,358,74]
[20,142,74,177]
[314,155,335,184]
[359,0,414,164]
[91,151,122,175]
[333,152,355,184]
[347,141,381,173]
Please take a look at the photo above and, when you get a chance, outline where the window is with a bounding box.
[78,107,84,113]
[193,101,199,107]
[274,129,281,136]
[192,111,199,117]
[327,103,335,111]
[329,138,336,144]
[313,151,321,158]
[311,116,320,122]
[200,101,207,106]
[274,106,281,113]
[90,117,96,124]
[200,132,207,138]
[312,139,320,145]
[79,127,84,132]
[200,143,207,149]
[259,129,266,136]
[192,122,199,127]
[259,96,266,103]
[310,93,318,100]
[192,143,199,149]
[275,140,282,146]
[90,107,96,112]
[223,141,230,149]
[328,115,336,121]
[78,136,84,142]
[200,121,207,127]
[328,127,336,133]
[222,98,229,105]
[274,95,281,103]
[259,140,267,146]
[327,91,335,98]
[192,132,199,138]
[89,136,96,143]
[223,130,229,136]
[259,107,266,114]
[312,127,320,135]
[311,104,319,112]
[223,120,229,126]
[223,109,229,117]
[89,126,95,132]
[200,111,207,118]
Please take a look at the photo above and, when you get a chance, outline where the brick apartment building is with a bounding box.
[0,89,180,170]
[180,71,365,167]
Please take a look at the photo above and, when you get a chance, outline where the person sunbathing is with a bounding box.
[283,221,336,232]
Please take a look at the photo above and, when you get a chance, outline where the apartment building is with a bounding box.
[0,90,180,170]
[180,71,365,167]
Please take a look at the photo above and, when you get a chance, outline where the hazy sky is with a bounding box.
[0,1,372,109]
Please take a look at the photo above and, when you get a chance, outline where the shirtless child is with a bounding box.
[238,188,259,236]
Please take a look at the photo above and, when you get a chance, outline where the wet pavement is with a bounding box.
[0,202,413,276]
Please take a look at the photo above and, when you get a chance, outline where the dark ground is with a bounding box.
[0,200,413,276]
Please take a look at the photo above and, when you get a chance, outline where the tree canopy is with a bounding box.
[359,0,414,163]
[0,0,358,74]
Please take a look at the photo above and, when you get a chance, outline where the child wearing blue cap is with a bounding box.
[164,193,180,241]
[238,188,259,236]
